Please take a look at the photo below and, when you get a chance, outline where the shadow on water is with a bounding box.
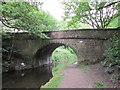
[2,66,53,88]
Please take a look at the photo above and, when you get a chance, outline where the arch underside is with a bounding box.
[33,43,78,67]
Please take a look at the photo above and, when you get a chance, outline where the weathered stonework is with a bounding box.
[2,28,120,70]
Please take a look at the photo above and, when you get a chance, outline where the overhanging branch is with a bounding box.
[98,1,120,10]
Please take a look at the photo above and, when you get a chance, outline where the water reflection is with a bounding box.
[2,66,53,88]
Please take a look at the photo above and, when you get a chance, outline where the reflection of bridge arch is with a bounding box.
[33,43,78,67]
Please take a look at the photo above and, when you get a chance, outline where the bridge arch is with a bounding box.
[3,28,119,70]
[33,43,78,67]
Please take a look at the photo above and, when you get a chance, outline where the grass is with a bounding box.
[77,63,91,74]
[41,74,64,88]
[92,81,105,88]
[77,64,86,69]
[76,60,94,69]
[81,68,90,74]
[41,46,77,88]
[41,60,75,88]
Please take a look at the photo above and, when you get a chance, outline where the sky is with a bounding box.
[42,0,64,20]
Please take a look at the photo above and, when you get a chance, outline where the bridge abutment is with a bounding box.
[2,28,120,71]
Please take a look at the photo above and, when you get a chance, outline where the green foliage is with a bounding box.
[1,1,58,38]
[116,74,120,80]
[2,44,21,72]
[63,1,120,29]
[2,61,13,72]
[81,68,90,74]
[77,64,86,69]
[57,20,89,30]
[52,46,77,62]
[93,81,105,88]
[110,73,120,83]
[109,76,116,83]
[105,67,114,74]
[2,32,13,38]
[103,32,120,81]
[103,33,120,68]
[108,16,119,28]
[3,61,13,68]
[52,46,77,76]
[41,74,64,88]
[76,2,91,14]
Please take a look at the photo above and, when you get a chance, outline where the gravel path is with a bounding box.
[58,64,117,88]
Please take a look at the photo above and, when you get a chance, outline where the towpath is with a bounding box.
[58,63,118,88]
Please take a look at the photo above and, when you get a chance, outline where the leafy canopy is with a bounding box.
[63,0,120,29]
[1,1,58,38]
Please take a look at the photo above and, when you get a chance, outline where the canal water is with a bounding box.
[2,66,53,89]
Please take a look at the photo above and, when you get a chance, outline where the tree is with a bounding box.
[63,0,120,29]
[1,1,59,72]
[1,1,58,38]
[57,20,89,30]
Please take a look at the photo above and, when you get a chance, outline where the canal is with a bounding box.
[2,66,53,89]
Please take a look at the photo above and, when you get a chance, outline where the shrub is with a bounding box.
[103,32,120,80]
[103,33,120,68]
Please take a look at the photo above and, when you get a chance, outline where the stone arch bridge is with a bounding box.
[3,28,120,69]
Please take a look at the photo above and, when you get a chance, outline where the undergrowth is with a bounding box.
[92,81,105,88]
[103,32,120,82]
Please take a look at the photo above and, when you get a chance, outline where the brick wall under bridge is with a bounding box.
[3,28,120,70]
